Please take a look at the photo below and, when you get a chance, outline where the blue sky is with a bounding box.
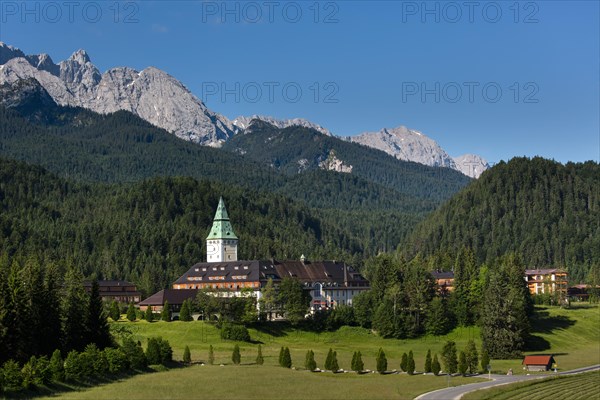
[1,1,598,164]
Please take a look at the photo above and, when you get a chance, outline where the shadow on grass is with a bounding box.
[251,321,293,338]
[530,310,576,334]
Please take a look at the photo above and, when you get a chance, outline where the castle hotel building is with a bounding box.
[140,198,369,313]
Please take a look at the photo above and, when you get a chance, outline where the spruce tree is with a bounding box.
[331,351,339,372]
[179,300,192,322]
[458,351,468,375]
[465,340,479,374]
[400,352,408,372]
[87,279,112,349]
[281,347,292,368]
[145,306,154,322]
[354,351,364,372]
[109,301,121,321]
[126,303,136,321]
[183,345,191,364]
[425,349,432,373]
[324,348,334,370]
[61,267,89,353]
[279,347,285,367]
[305,350,316,371]
[432,354,441,375]
[407,350,415,375]
[40,264,63,356]
[208,345,215,365]
[376,348,387,373]
[161,301,171,322]
[441,340,458,374]
[232,344,241,365]
[256,345,264,365]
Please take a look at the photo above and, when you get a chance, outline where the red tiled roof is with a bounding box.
[522,355,555,365]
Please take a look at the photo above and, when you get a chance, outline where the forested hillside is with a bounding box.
[0,158,373,296]
[405,157,600,283]
[223,120,471,202]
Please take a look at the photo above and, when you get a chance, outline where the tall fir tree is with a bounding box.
[61,266,89,353]
[88,279,112,349]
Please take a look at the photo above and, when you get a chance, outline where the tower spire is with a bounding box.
[206,197,238,262]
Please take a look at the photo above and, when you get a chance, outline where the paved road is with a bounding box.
[414,364,600,400]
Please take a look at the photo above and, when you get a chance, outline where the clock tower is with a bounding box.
[206,197,238,263]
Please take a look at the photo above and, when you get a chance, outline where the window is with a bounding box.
[234,266,239,270]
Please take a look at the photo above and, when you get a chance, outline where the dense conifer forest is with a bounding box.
[405,157,600,283]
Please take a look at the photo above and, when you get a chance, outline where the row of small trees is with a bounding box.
[200,343,487,375]
[0,337,173,394]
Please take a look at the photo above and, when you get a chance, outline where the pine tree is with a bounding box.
[407,350,415,375]
[480,346,490,373]
[432,354,441,375]
[256,345,264,365]
[109,301,121,321]
[305,350,316,371]
[145,306,154,322]
[441,341,458,374]
[126,303,136,322]
[88,279,112,349]
[179,299,192,322]
[208,345,215,365]
[425,349,432,373]
[161,301,171,322]
[183,345,191,364]
[232,344,241,365]
[400,352,408,372]
[458,351,468,375]
[376,348,387,373]
[281,347,291,368]
[40,264,62,356]
[465,340,479,374]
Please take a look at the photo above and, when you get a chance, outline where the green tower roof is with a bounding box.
[206,197,238,240]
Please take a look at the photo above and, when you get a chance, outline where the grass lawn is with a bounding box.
[44,365,481,400]
[42,304,598,399]
[462,370,600,400]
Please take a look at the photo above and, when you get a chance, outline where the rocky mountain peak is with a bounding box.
[69,49,91,64]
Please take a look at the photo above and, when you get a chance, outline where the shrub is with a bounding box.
[183,346,191,364]
[104,348,128,373]
[278,347,285,366]
[441,341,458,374]
[161,302,172,322]
[21,356,51,388]
[376,348,387,373]
[305,350,317,371]
[331,351,339,372]
[1,360,23,392]
[256,345,264,366]
[64,351,84,381]
[466,340,479,374]
[324,348,334,370]
[220,323,251,342]
[480,346,490,373]
[159,339,173,363]
[232,344,241,365]
[179,299,193,322]
[49,350,65,382]
[122,338,147,369]
[146,337,173,365]
[407,350,416,375]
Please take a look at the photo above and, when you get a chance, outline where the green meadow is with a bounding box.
[463,370,600,400]
[43,304,599,399]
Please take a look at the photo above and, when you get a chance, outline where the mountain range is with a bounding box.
[0,42,487,178]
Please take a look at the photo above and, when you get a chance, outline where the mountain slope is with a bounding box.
[223,120,471,203]
[405,157,600,282]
